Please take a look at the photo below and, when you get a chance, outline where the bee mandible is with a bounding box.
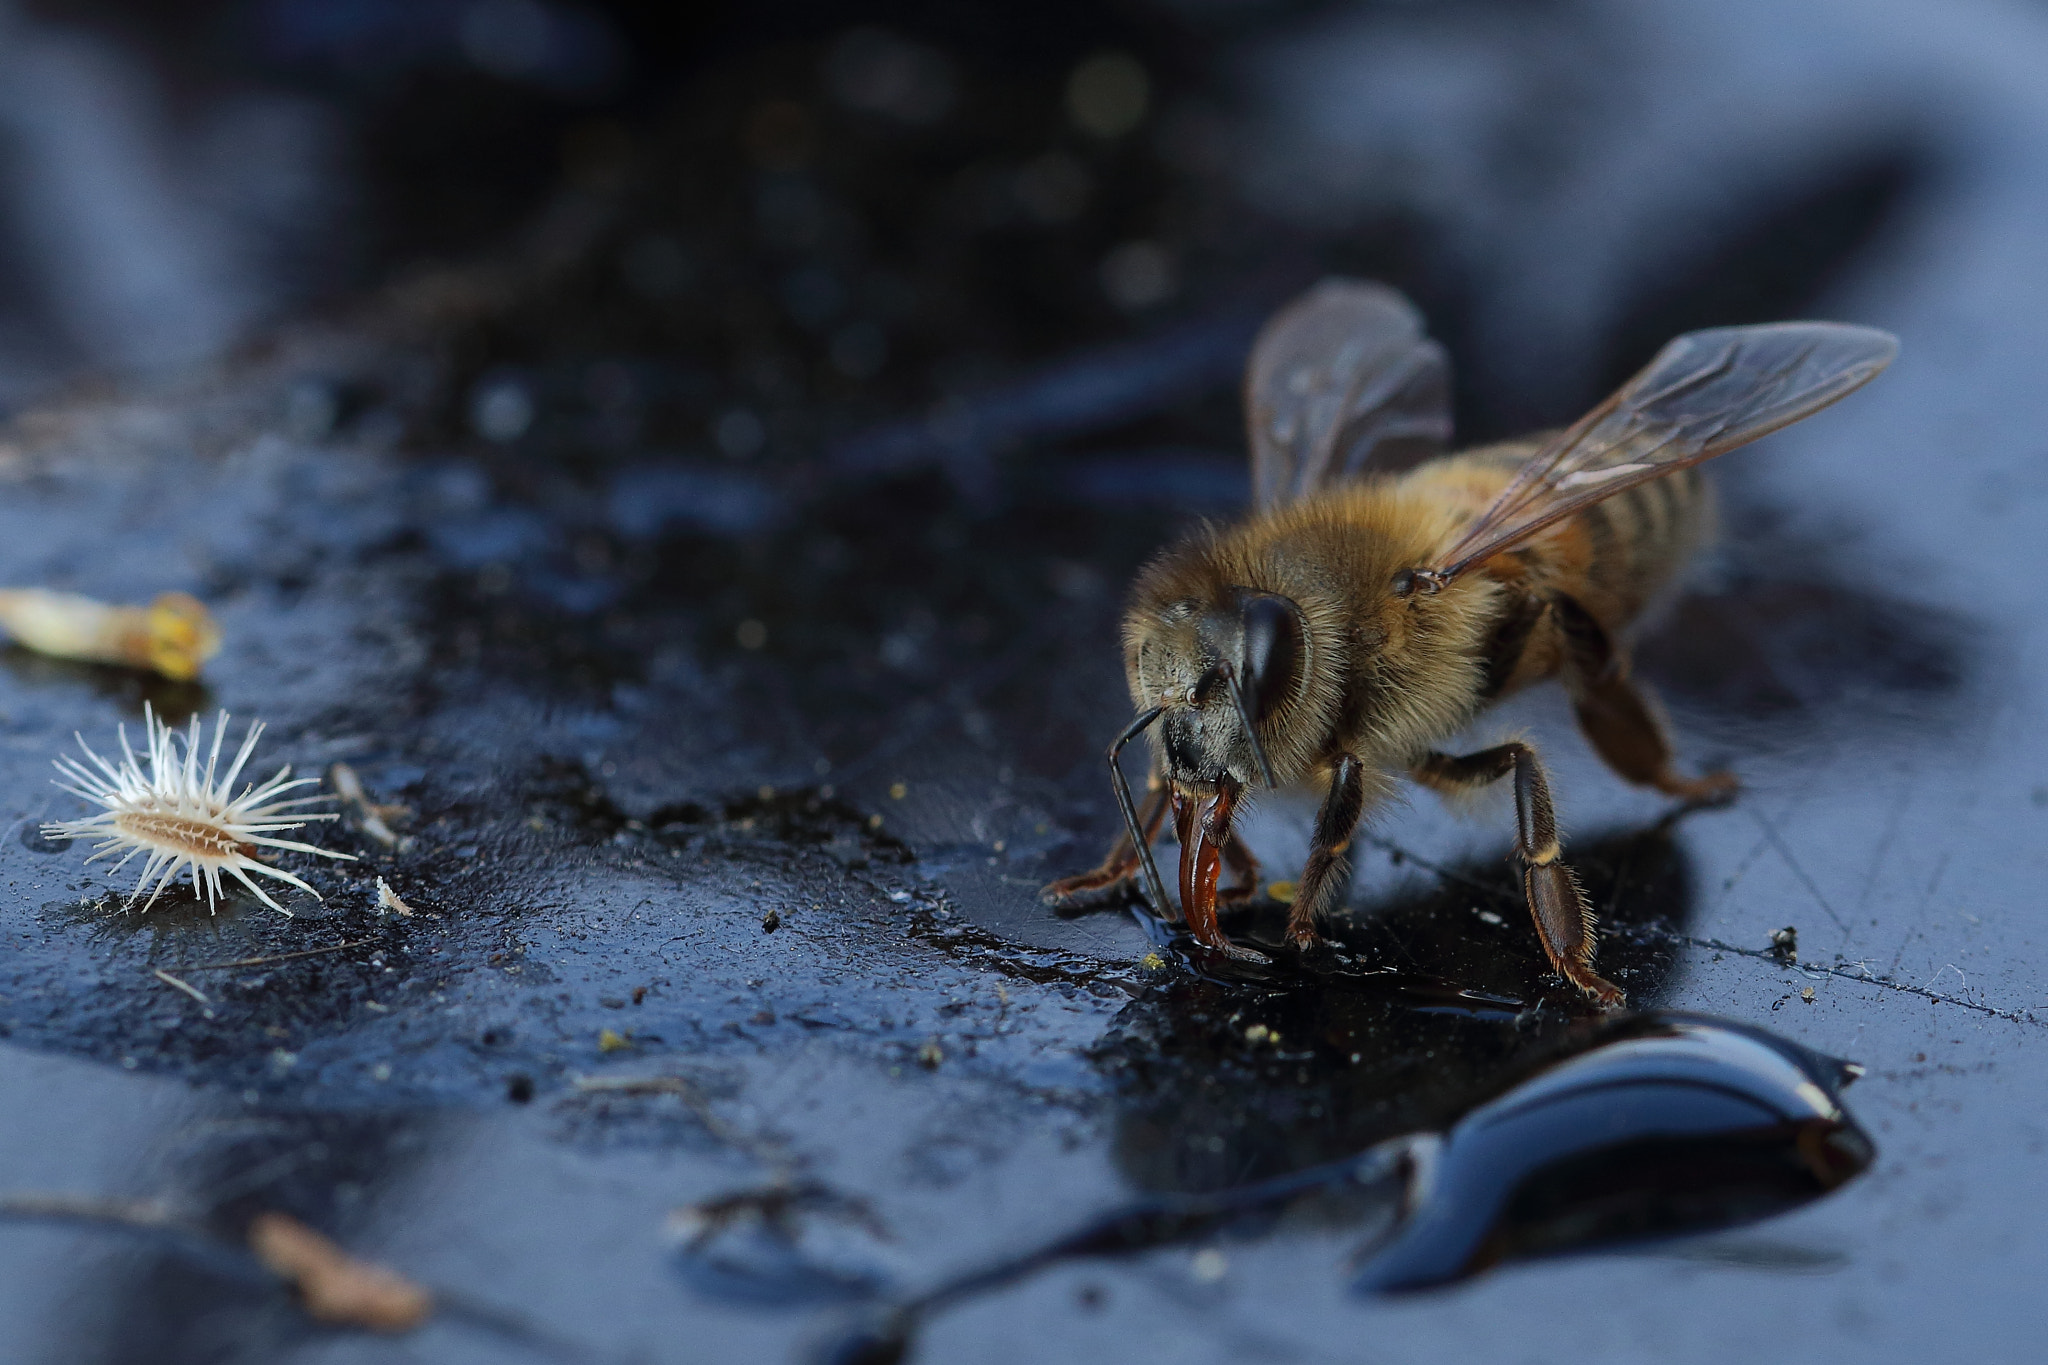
[1043,279,1896,1006]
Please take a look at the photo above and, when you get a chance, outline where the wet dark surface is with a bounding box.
[1,2,2047,1362]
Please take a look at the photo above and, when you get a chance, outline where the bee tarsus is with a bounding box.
[1412,742,1624,1008]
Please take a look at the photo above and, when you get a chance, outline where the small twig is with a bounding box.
[330,763,410,849]
[573,1074,728,1134]
[0,1191,277,1288]
[0,1192,180,1229]
[180,940,372,972]
[375,877,434,918]
[670,1178,893,1250]
[151,968,211,1007]
[572,1074,699,1096]
[0,1192,597,1359]
[571,1073,792,1171]
[249,1211,432,1332]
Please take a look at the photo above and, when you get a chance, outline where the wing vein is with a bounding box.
[1424,321,1897,582]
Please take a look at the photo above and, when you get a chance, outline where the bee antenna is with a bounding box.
[1107,706,1173,921]
[1219,662,1279,789]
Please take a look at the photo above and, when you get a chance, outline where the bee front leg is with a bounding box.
[1412,745,1625,1009]
[1284,753,1367,951]
[1041,776,1170,911]
[1550,593,1735,805]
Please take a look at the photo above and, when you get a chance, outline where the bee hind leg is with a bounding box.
[1041,778,1169,911]
[1412,745,1625,1009]
[1550,593,1735,805]
[1283,753,1367,951]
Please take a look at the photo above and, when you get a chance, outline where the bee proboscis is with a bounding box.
[1043,278,1897,1006]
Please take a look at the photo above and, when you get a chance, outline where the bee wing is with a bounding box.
[1425,322,1898,582]
[1246,278,1452,511]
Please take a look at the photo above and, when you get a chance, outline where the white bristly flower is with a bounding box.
[43,704,354,915]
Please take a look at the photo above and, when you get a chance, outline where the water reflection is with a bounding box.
[0,647,212,724]
[1350,1014,1870,1291]
[1096,821,1694,1194]
[58,894,254,960]
[1640,531,1972,734]
[820,1013,1871,1365]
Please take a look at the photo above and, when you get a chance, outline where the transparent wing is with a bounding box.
[1426,322,1898,581]
[1246,278,1452,511]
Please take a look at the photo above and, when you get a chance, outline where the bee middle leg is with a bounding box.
[1041,778,1169,910]
[1283,753,1367,951]
[1218,829,1262,906]
[1549,593,1736,804]
[1411,744,1625,1009]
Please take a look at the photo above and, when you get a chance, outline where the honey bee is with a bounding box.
[1043,279,1896,1007]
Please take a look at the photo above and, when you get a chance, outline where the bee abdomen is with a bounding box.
[1580,465,1709,623]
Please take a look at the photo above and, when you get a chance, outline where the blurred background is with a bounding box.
[0,0,1945,445]
[0,0,1987,771]
[0,0,2010,875]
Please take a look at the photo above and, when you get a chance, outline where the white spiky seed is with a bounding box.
[42,704,354,915]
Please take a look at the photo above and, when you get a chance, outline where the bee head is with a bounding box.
[1139,589,1305,790]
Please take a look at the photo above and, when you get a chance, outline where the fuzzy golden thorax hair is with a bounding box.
[1121,481,1503,794]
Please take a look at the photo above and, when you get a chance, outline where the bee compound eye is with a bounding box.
[1238,593,1304,724]
[1391,569,1416,596]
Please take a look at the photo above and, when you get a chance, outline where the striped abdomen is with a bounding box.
[1400,441,1715,697]
[1550,460,1712,626]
